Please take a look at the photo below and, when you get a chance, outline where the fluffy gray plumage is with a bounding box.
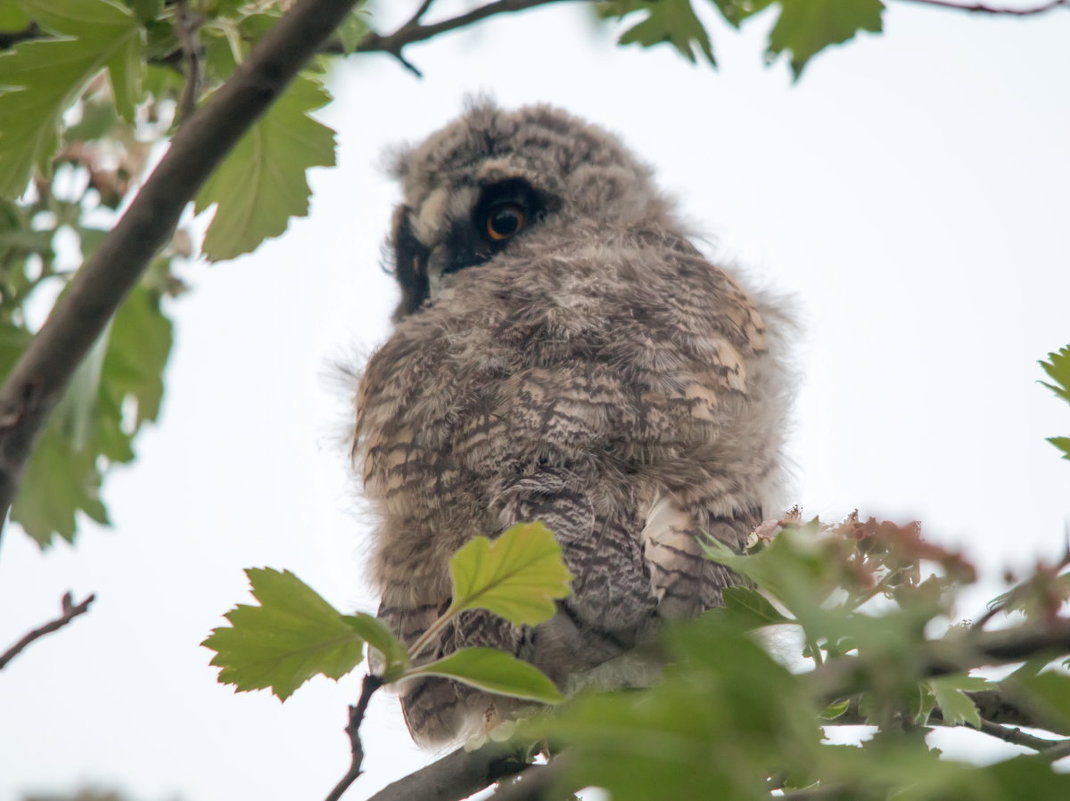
[352,102,792,746]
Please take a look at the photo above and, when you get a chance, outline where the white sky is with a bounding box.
[1,2,1069,800]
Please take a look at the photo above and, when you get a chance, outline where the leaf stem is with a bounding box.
[406,605,457,661]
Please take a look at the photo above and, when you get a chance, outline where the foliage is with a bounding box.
[527,514,1070,801]
[203,522,569,705]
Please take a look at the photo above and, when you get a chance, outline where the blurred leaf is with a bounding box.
[713,0,774,27]
[767,0,884,78]
[927,676,983,728]
[544,614,820,801]
[122,0,161,23]
[605,0,716,65]
[0,0,145,196]
[203,568,365,700]
[0,0,30,28]
[335,9,369,54]
[102,282,172,425]
[1006,670,1070,735]
[1040,346,1070,403]
[448,522,573,626]
[820,698,850,720]
[1048,437,1070,460]
[194,73,336,260]
[10,285,173,546]
[345,611,409,682]
[722,585,791,628]
[409,647,565,704]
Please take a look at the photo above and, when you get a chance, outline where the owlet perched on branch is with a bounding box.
[352,102,791,746]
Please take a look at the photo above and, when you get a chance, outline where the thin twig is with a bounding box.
[894,0,1069,13]
[349,0,577,76]
[0,592,96,670]
[977,718,1065,751]
[1041,738,1070,762]
[173,0,205,125]
[324,673,384,801]
[0,0,362,540]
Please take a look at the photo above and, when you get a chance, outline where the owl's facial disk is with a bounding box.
[390,178,551,318]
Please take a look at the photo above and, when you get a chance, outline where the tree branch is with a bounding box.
[323,674,383,801]
[976,718,1068,751]
[0,592,95,670]
[349,0,577,75]
[489,760,568,801]
[810,619,1070,705]
[366,741,530,801]
[174,0,205,126]
[0,0,361,540]
[894,0,1069,14]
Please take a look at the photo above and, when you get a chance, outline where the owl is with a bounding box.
[352,102,791,747]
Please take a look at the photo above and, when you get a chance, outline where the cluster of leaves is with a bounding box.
[206,513,1070,801]
[535,513,1070,801]
[599,0,885,77]
[203,522,572,706]
[0,0,359,544]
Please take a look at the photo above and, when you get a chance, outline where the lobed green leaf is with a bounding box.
[408,647,564,704]
[766,0,884,79]
[448,522,573,626]
[194,73,336,260]
[202,568,365,701]
[0,0,145,197]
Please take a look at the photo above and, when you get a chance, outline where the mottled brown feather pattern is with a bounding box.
[351,102,792,746]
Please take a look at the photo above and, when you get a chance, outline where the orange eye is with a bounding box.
[485,203,525,241]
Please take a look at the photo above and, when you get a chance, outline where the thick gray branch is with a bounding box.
[0,0,361,537]
[366,742,529,801]
[895,0,1068,13]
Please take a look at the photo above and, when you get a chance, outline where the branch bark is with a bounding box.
[894,0,1068,14]
[323,674,383,801]
[810,619,1070,705]
[0,0,361,539]
[0,592,95,670]
[366,741,530,801]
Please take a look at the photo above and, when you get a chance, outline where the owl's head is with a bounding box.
[385,101,675,319]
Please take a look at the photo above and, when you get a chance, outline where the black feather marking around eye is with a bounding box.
[390,205,431,320]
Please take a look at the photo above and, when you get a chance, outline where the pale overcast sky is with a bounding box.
[1,2,1069,800]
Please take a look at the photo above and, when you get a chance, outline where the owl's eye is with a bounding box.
[484,203,526,241]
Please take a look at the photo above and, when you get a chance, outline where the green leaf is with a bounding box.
[607,0,716,66]
[1006,670,1070,735]
[335,9,369,54]
[102,281,172,426]
[0,0,30,28]
[927,676,982,728]
[767,0,884,79]
[345,611,409,682]
[448,522,573,626]
[712,0,775,27]
[820,698,850,720]
[1040,346,1070,403]
[194,73,336,260]
[202,568,365,701]
[122,0,161,23]
[722,585,791,628]
[0,0,145,196]
[1048,437,1070,460]
[408,647,564,704]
